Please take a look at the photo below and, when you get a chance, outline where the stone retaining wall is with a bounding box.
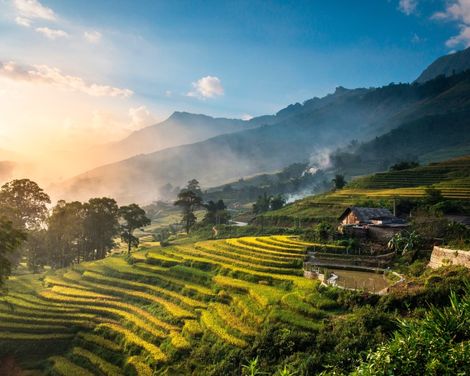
[428,246,470,269]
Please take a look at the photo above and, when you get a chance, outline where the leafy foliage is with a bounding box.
[0,218,26,287]
[354,284,470,375]
[175,179,204,233]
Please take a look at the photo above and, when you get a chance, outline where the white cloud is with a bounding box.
[35,27,68,39]
[128,106,156,130]
[187,76,224,99]
[446,25,470,47]
[398,0,418,15]
[0,61,133,98]
[432,0,470,48]
[432,0,470,24]
[241,114,253,121]
[84,30,102,44]
[13,0,56,21]
[15,16,31,27]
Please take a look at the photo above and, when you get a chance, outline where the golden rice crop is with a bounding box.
[212,303,257,336]
[213,275,283,306]
[0,304,95,320]
[0,312,89,327]
[214,242,299,262]
[182,320,203,336]
[77,274,195,319]
[176,245,301,275]
[49,356,94,376]
[0,333,73,341]
[234,238,307,253]
[126,356,153,376]
[77,332,122,352]
[40,290,174,336]
[196,242,295,267]
[98,323,167,363]
[132,263,215,296]
[200,311,247,348]
[83,270,206,309]
[0,322,68,332]
[281,292,325,318]
[226,239,304,258]
[50,285,119,300]
[3,293,79,312]
[232,295,265,325]
[72,346,123,376]
[169,331,191,350]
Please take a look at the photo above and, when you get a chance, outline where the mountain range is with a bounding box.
[46,47,470,203]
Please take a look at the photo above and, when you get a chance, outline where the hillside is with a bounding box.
[59,69,470,204]
[0,236,325,374]
[88,112,258,167]
[260,156,470,226]
[416,47,470,83]
[331,109,470,177]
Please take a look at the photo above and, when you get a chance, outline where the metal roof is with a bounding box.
[339,206,403,223]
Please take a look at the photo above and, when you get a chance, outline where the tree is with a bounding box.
[0,217,26,287]
[270,195,286,211]
[83,198,119,260]
[389,161,419,171]
[315,221,334,242]
[0,179,50,229]
[253,193,271,214]
[203,200,230,225]
[26,229,49,272]
[387,230,422,257]
[119,204,150,254]
[424,187,444,205]
[174,179,203,233]
[48,201,87,268]
[332,174,346,190]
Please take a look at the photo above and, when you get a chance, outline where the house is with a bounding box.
[338,207,408,242]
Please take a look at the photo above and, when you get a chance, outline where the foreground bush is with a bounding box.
[354,283,470,375]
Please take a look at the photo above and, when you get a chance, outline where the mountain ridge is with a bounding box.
[56,56,470,204]
[416,47,470,83]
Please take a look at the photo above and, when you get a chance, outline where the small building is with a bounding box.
[338,207,408,242]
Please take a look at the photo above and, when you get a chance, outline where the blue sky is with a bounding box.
[0,0,469,154]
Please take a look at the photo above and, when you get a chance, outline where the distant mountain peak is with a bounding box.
[416,47,470,84]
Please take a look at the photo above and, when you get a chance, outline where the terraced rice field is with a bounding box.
[0,236,332,375]
[348,155,470,195]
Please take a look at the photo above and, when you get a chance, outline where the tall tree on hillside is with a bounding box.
[26,229,49,272]
[119,204,150,254]
[270,195,286,211]
[0,179,50,229]
[174,179,203,233]
[332,174,346,190]
[253,192,271,214]
[0,217,26,288]
[83,198,119,260]
[48,201,87,268]
[203,200,230,225]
